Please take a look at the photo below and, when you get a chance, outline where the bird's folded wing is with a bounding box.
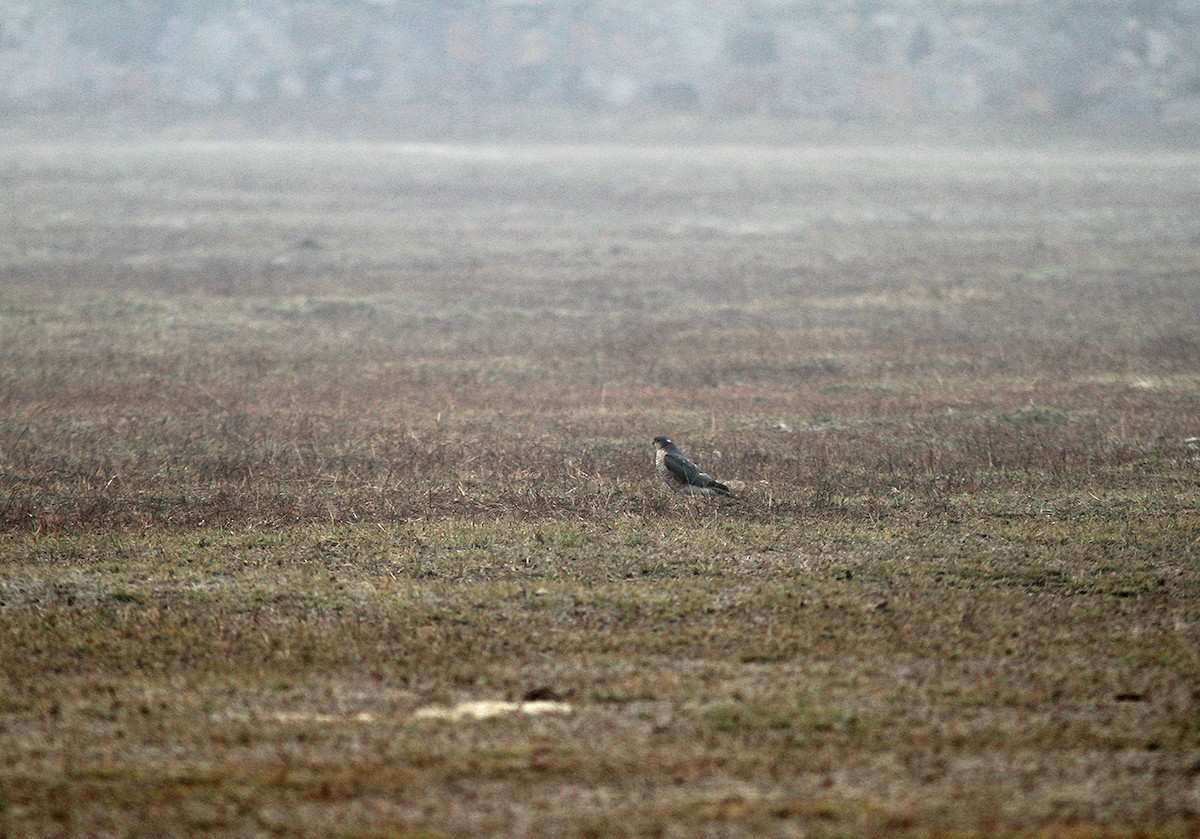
[665,450,710,486]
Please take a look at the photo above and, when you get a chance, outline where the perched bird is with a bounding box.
[652,436,731,496]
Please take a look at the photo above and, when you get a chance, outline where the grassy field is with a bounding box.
[1,132,1199,838]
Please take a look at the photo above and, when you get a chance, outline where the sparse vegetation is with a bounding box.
[0,134,1198,838]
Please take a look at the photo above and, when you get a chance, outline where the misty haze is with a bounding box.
[1,2,1199,838]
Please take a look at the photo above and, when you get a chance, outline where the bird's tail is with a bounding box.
[710,481,731,495]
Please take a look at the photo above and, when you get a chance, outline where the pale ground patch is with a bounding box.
[413,700,575,722]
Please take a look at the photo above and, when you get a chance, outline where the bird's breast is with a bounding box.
[655,449,673,481]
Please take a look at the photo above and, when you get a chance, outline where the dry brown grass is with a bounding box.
[0,133,1198,838]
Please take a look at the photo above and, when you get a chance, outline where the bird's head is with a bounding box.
[653,436,675,451]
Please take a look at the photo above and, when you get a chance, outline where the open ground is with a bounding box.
[1,125,1199,837]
